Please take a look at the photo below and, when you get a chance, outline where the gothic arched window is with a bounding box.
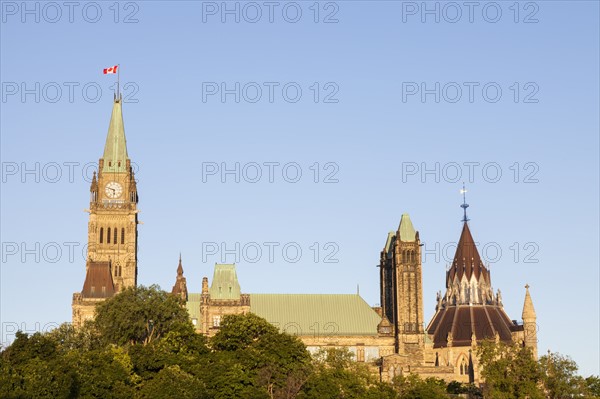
[121,228,125,245]
[107,228,111,244]
[114,227,117,244]
[99,227,104,244]
[459,357,467,375]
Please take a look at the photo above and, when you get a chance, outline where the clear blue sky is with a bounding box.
[1,1,598,376]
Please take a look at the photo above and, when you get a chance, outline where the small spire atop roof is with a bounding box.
[171,255,188,300]
[522,284,536,320]
[177,254,184,276]
[102,99,129,173]
[460,183,469,223]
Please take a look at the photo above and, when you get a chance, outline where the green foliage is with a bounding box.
[63,346,136,399]
[137,365,207,399]
[0,331,77,399]
[299,348,396,399]
[208,313,312,399]
[585,375,600,398]
[47,322,102,352]
[392,374,449,399]
[94,285,192,346]
[446,380,482,397]
[477,340,544,399]
[539,351,587,399]
[3,288,595,399]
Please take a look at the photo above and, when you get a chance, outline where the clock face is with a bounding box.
[105,181,123,199]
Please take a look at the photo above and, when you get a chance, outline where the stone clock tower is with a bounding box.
[72,96,139,326]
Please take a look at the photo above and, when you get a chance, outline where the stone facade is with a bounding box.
[72,97,139,328]
[71,100,538,385]
[177,214,538,385]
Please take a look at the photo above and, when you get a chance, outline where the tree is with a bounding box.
[446,380,482,398]
[0,331,77,398]
[299,347,397,399]
[476,340,544,399]
[93,285,192,346]
[209,313,313,399]
[63,346,136,399]
[137,365,207,399]
[539,351,587,399]
[130,322,208,380]
[392,374,449,399]
[585,375,600,398]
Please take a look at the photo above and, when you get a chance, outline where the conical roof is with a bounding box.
[177,254,184,276]
[522,285,536,319]
[446,222,489,286]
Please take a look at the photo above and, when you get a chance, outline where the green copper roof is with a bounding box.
[249,294,381,336]
[209,264,241,300]
[102,100,129,173]
[398,213,417,242]
[186,293,201,322]
[384,231,395,255]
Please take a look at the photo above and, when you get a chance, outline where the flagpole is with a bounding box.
[117,64,120,100]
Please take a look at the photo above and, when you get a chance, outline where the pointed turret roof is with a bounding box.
[102,99,129,173]
[171,255,188,300]
[446,222,490,286]
[398,213,417,242]
[177,254,184,275]
[522,285,536,320]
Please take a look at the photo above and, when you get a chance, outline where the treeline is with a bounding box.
[0,286,598,399]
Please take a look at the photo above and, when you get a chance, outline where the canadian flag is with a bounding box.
[103,65,118,74]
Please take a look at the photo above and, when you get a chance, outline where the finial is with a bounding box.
[525,283,530,290]
[460,183,469,223]
[177,253,184,276]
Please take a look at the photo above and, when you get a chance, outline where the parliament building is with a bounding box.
[72,99,538,384]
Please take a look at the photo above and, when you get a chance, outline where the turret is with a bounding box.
[90,171,98,203]
[522,284,538,359]
[171,254,188,301]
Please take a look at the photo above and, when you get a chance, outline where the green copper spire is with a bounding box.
[398,213,417,242]
[102,99,129,173]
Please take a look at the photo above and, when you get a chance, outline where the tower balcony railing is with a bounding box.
[91,200,136,210]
